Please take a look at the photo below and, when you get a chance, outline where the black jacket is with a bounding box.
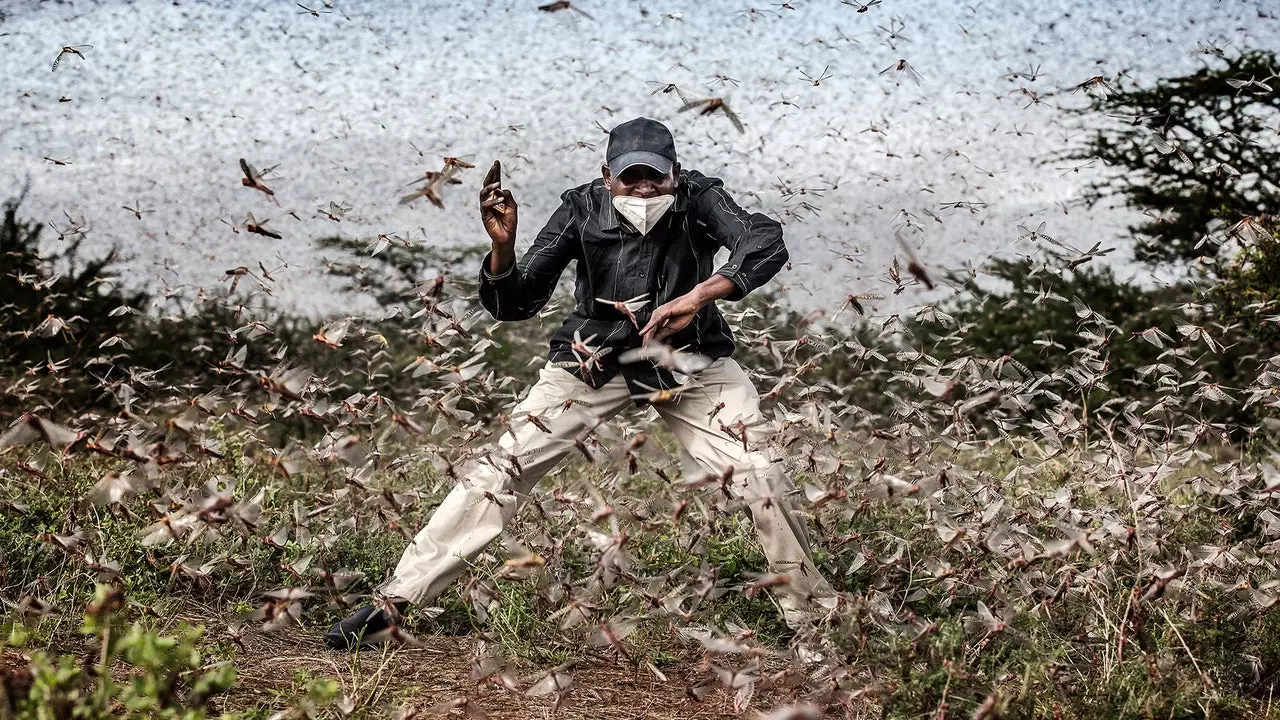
[478,170,787,396]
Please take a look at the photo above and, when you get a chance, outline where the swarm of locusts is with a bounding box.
[4,212,1280,716]
[6,3,1280,718]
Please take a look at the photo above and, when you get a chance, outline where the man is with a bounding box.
[326,117,836,650]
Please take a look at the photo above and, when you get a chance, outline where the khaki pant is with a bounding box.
[381,358,835,625]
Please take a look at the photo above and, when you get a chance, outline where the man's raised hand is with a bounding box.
[480,187,517,247]
[479,160,518,274]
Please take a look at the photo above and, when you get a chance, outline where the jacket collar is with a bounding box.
[596,173,691,231]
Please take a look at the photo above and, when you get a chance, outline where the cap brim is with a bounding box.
[608,151,673,177]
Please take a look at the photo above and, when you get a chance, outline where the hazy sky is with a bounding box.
[2,0,1277,316]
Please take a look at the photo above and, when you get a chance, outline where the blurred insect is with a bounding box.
[594,293,649,329]
[0,414,83,452]
[1151,134,1192,164]
[757,705,823,720]
[252,587,315,631]
[223,266,254,294]
[972,692,1002,720]
[1055,158,1097,176]
[537,1,593,19]
[400,171,462,209]
[939,200,988,213]
[1226,75,1273,95]
[876,17,909,48]
[1225,215,1275,244]
[964,600,1021,639]
[525,667,574,698]
[880,59,923,85]
[1011,86,1047,109]
[1017,221,1051,243]
[631,379,702,404]
[831,292,883,321]
[296,2,332,16]
[49,211,87,241]
[259,366,311,401]
[1003,62,1043,82]
[426,697,488,719]
[244,213,282,239]
[1201,159,1241,176]
[443,154,477,170]
[318,201,350,221]
[894,235,935,291]
[678,96,745,134]
[1071,75,1115,98]
[842,0,881,11]
[1039,236,1116,270]
[122,201,154,220]
[225,624,247,653]
[770,92,801,109]
[239,158,279,202]
[570,329,610,375]
[401,156,472,208]
[368,233,410,256]
[585,616,642,659]
[314,318,352,348]
[743,572,791,598]
[713,662,759,713]
[52,44,92,71]
[798,65,834,87]
[1193,40,1227,58]
[619,341,712,374]
[646,81,690,104]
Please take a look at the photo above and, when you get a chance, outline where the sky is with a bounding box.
[2,0,1278,318]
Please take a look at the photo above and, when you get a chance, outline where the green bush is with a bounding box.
[0,197,148,415]
[1209,217,1280,356]
[4,585,237,720]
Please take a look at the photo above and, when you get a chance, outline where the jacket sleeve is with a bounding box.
[478,194,579,321]
[693,179,788,302]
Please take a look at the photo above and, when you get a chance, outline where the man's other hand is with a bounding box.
[641,275,737,344]
[642,292,704,344]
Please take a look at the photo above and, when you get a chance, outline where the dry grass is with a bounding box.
[10,604,838,720]
[230,630,733,720]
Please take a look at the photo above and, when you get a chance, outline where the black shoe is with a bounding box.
[324,605,392,651]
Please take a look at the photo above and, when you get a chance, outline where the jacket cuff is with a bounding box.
[713,267,750,302]
[480,251,516,281]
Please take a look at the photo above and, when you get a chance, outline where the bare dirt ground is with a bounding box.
[222,625,830,719]
[4,602,846,719]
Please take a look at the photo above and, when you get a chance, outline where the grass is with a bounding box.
[5,435,1280,720]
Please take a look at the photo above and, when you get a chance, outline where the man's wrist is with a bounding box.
[693,274,735,306]
[488,243,516,277]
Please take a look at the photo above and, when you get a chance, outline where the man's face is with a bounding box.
[602,162,680,199]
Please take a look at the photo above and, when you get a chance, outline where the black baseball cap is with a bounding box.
[606,117,676,176]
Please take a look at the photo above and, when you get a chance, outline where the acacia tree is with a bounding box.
[1060,50,1280,269]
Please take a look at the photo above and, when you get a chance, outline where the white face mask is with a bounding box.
[612,194,675,236]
